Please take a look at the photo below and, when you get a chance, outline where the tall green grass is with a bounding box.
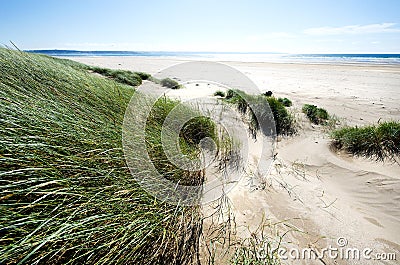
[224,89,296,136]
[0,48,211,264]
[265,97,296,135]
[89,66,143,86]
[331,121,400,161]
[144,96,217,185]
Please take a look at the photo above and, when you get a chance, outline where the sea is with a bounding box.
[26,50,400,65]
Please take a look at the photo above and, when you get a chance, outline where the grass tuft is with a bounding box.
[302,104,329,125]
[331,121,400,162]
[213,90,226,97]
[263,91,273,97]
[89,66,142,87]
[160,78,182,89]
[223,89,295,137]
[277,97,292,107]
[135,71,152,80]
[266,97,296,135]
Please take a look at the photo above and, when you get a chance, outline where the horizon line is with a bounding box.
[24,49,400,55]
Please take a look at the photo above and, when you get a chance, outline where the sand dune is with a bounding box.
[69,56,399,264]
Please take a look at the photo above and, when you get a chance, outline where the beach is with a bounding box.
[69,56,400,125]
[69,56,400,264]
[3,0,400,263]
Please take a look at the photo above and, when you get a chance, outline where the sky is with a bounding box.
[1,0,399,53]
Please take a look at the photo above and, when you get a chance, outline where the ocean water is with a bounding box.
[26,50,400,65]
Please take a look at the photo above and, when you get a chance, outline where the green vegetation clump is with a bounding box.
[181,116,216,145]
[213,90,226,97]
[266,97,296,135]
[277,97,292,107]
[0,48,210,264]
[302,104,329,124]
[331,121,400,161]
[225,89,249,115]
[52,56,90,70]
[224,89,295,136]
[89,66,142,86]
[145,97,217,185]
[263,91,273,97]
[135,71,151,80]
[225,89,236,99]
[160,77,181,89]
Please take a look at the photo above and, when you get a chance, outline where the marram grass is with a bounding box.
[224,89,296,137]
[331,121,400,162]
[302,104,329,125]
[0,48,209,264]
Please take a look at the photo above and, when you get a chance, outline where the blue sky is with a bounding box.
[1,0,399,53]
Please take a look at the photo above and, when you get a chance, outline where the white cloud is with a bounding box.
[304,23,400,35]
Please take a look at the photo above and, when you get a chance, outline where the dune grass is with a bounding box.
[0,48,215,264]
[331,121,400,162]
[159,77,182,89]
[213,90,226,97]
[265,97,296,135]
[277,97,292,107]
[144,96,217,185]
[224,89,295,137]
[263,91,273,97]
[88,66,143,87]
[42,57,150,87]
[302,104,329,125]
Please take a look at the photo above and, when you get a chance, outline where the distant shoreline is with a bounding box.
[27,50,400,66]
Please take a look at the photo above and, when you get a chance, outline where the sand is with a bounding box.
[69,56,400,264]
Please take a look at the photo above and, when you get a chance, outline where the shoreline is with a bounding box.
[60,55,400,68]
